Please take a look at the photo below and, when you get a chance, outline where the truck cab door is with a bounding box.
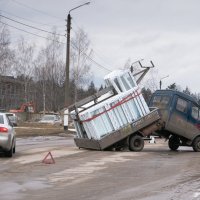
[186,104,200,140]
[167,96,189,137]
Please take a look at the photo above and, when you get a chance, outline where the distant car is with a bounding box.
[5,113,18,126]
[0,113,16,157]
[39,114,62,126]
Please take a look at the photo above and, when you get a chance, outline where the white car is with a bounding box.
[39,114,62,126]
[0,113,16,157]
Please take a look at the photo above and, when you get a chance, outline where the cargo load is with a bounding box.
[71,70,150,140]
[70,61,163,151]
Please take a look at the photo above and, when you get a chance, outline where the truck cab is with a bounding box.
[149,90,200,151]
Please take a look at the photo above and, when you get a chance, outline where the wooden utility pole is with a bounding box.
[65,13,71,109]
[64,2,90,131]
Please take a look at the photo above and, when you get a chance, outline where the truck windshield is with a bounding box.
[151,95,170,108]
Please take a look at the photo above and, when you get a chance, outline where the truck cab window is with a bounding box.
[176,98,187,113]
[191,105,199,120]
[152,96,161,105]
[152,95,170,108]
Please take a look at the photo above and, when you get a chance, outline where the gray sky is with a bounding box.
[1,0,200,92]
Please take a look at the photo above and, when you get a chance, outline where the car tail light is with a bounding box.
[0,127,8,133]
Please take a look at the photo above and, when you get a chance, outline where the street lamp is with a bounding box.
[159,75,169,90]
[64,2,90,131]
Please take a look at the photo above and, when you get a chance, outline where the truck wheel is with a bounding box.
[129,135,144,152]
[192,137,200,152]
[168,136,180,151]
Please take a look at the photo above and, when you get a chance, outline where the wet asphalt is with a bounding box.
[0,136,199,200]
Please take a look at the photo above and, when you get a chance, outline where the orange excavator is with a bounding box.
[9,102,35,113]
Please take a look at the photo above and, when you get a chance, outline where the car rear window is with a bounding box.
[6,113,14,117]
[0,115,4,124]
[151,95,170,108]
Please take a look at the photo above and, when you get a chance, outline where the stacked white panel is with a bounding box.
[71,70,150,140]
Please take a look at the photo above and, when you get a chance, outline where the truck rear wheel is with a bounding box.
[192,137,200,152]
[129,135,144,152]
[168,135,180,151]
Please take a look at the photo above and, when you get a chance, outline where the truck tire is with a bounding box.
[168,135,180,151]
[129,135,144,152]
[192,137,200,152]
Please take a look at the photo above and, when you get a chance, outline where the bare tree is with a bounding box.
[34,30,65,112]
[14,37,35,102]
[71,28,92,102]
[0,20,14,76]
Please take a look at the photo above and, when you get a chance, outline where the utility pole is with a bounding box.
[64,2,90,131]
[65,13,71,109]
[64,14,71,131]
[160,75,169,90]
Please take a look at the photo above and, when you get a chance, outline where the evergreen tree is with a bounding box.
[183,86,191,95]
[167,83,177,90]
[141,88,152,103]
[87,81,97,96]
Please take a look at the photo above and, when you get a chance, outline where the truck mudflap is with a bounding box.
[74,108,162,150]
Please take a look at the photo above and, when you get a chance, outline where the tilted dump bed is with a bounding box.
[74,108,161,150]
[70,70,163,151]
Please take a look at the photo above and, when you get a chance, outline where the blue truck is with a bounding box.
[71,61,200,152]
[149,89,200,152]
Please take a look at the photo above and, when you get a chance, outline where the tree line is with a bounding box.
[0,20,97,112]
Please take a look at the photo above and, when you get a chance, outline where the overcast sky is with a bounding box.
[1,0,200,92]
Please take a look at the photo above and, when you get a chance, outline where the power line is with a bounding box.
[3,0,112,72]
[70,41,111,72]
[0,21,66,45]
[0,21,112,72]
[0,14,65,37]
[0,9,58,27]
[11,0,62,20]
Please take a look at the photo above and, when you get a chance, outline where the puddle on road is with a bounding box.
[0,179,50,200]
[1,152,145,199]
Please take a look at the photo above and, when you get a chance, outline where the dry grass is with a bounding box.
[15,122,65,137]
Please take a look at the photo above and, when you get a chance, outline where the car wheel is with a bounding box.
[168,135,180,151]
[5,145,13,158]
[13,145,16,154]
[5,144,15,158]
[129,135,144,152]
[192,137,200,152]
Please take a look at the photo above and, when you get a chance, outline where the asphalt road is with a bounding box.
[0,136,200,200]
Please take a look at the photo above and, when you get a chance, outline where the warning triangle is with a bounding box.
[42,152,55,164]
